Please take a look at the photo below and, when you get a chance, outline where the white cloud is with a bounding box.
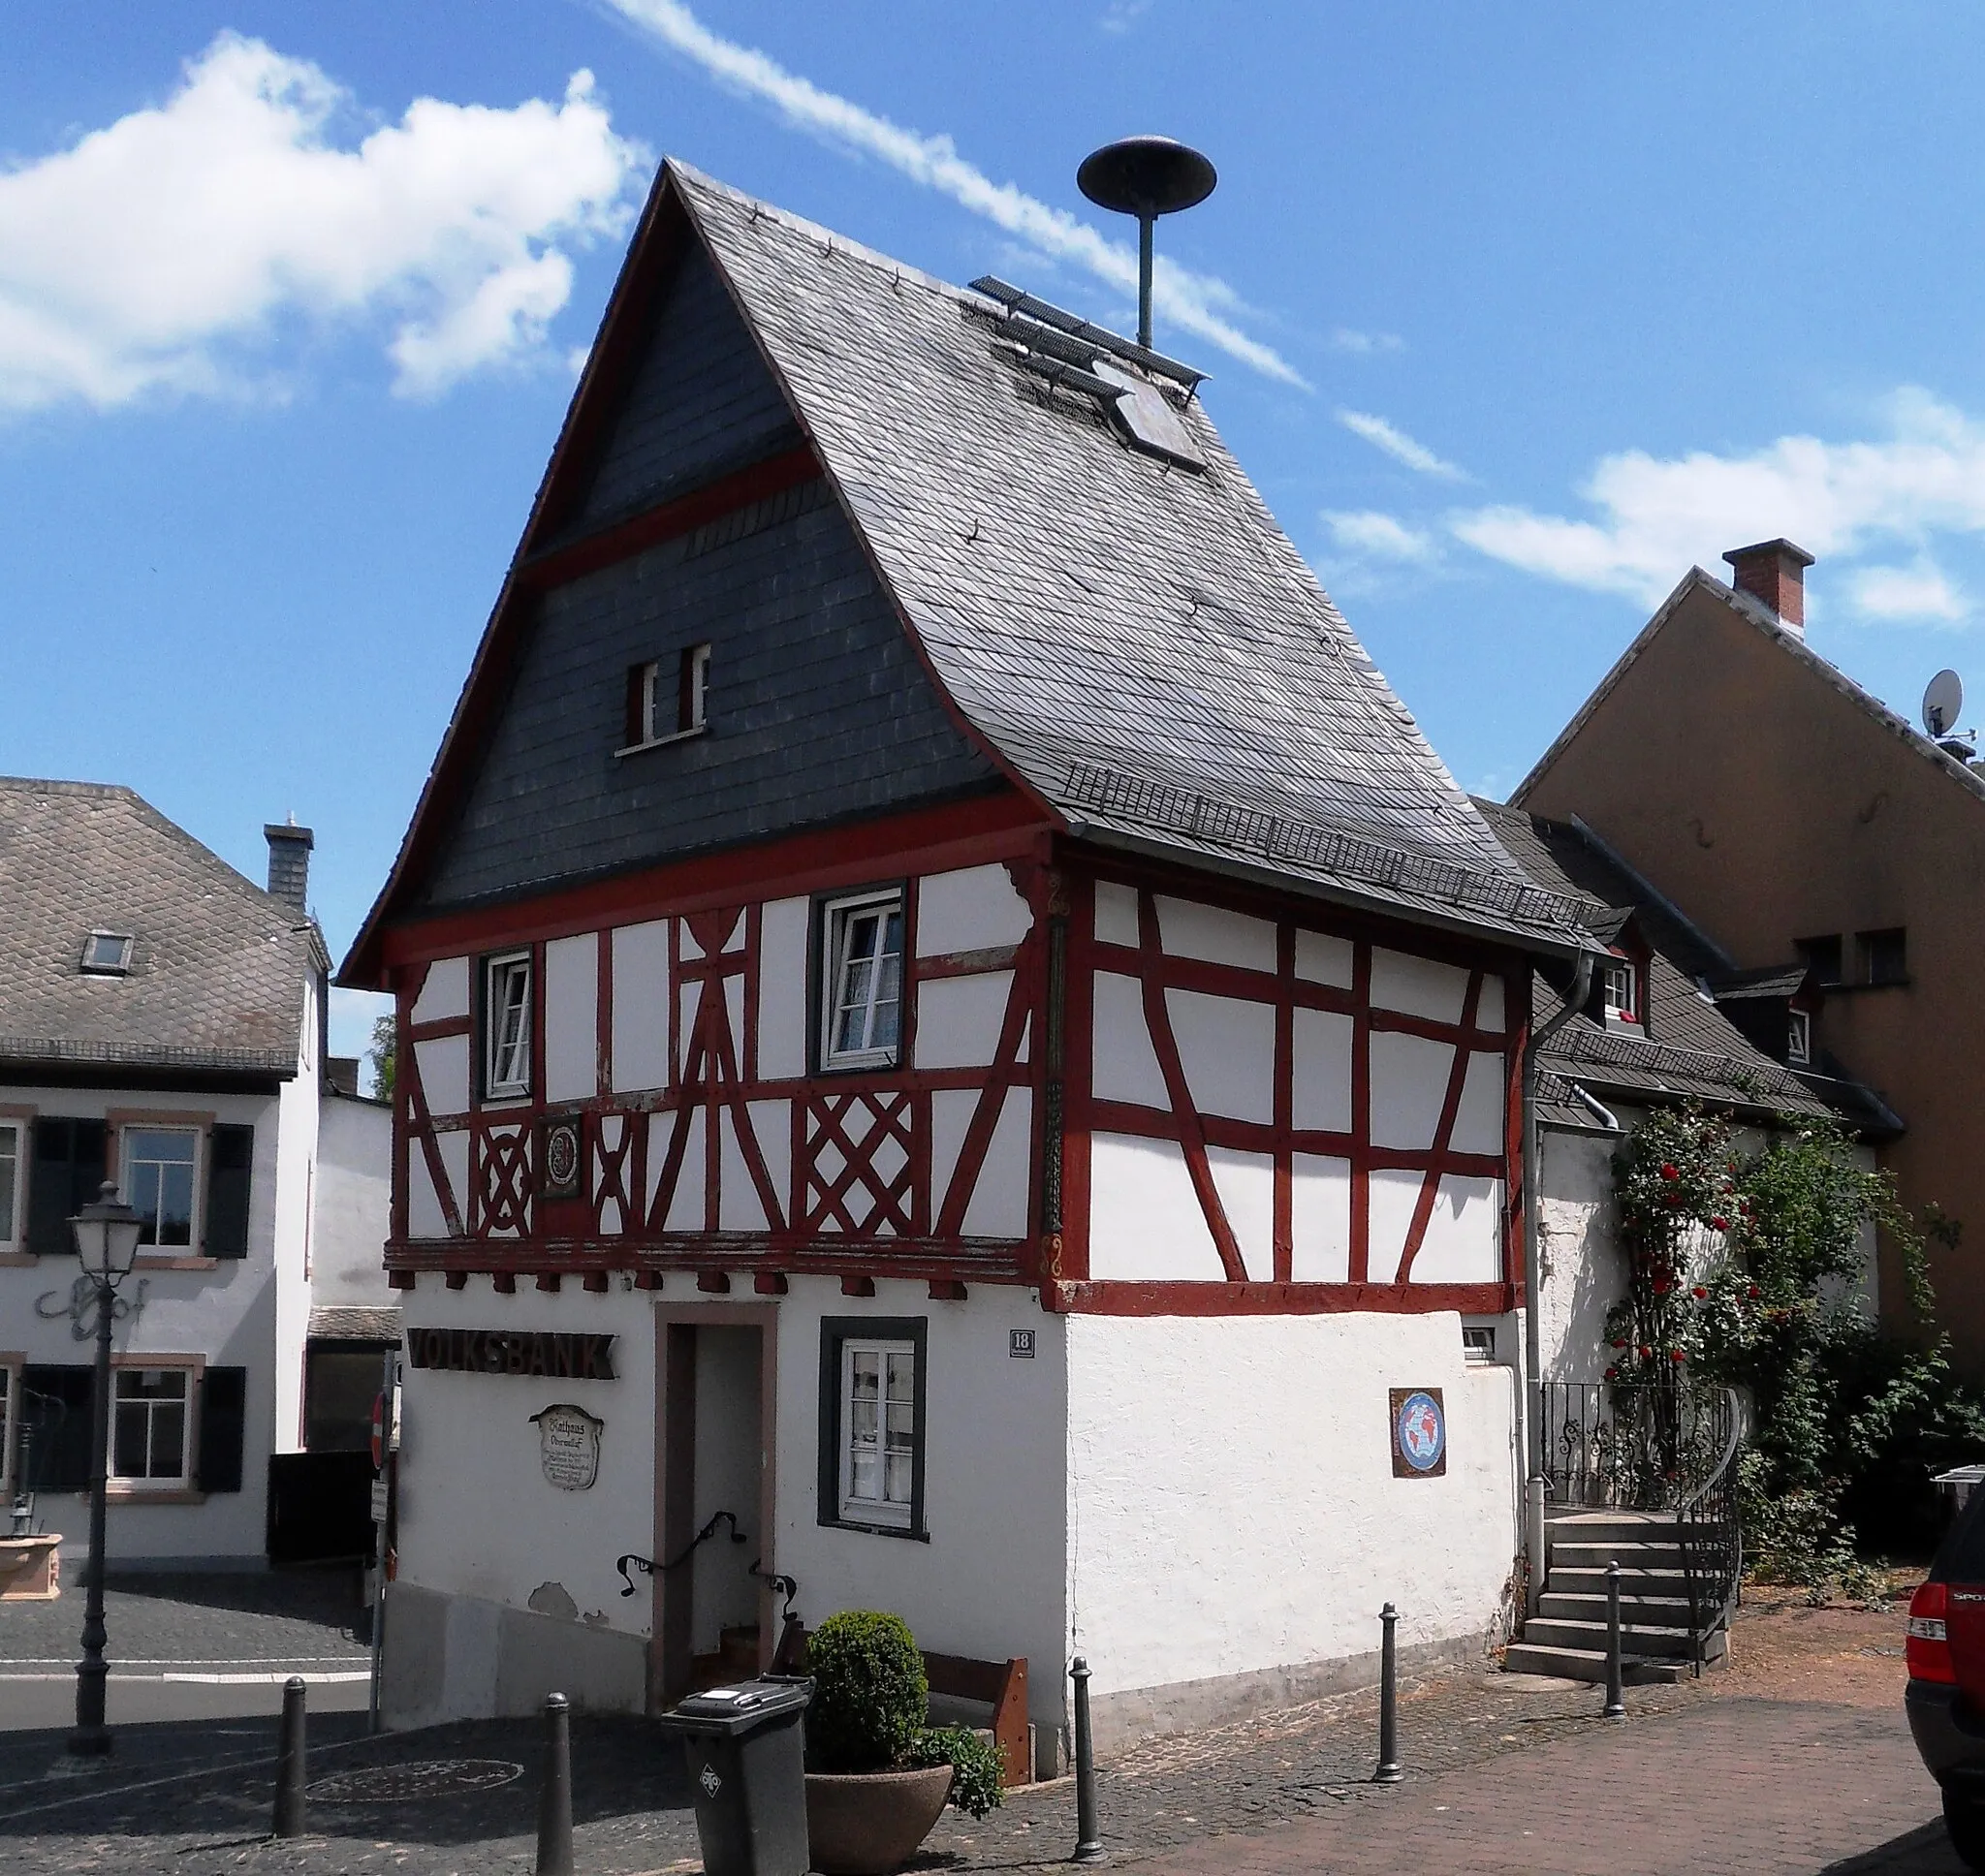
[604,0,1306,387]
[0,33,646,410]
[1321,509,1434,561]
[1451,389,1985,615]
[1338,409,1465,480]
[1099,0,1152,31]
[1850,562,1968,624]
[1330,328,1403,356]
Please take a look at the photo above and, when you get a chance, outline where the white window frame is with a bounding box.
[0,1121,19,1248]
[107,1360,200,1493]
[1602,958,1638,1024]
[79,931,134,975]
[484,952,533,1100]
[820,889,906,1071]
[837,1338,917,1530]
[616,646,712,757]
[1787,1008,1812,1067]
[121,1125,202,1251]
[683,641,711,733]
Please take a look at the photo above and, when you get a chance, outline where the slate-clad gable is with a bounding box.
[419,478,998,911]
[566,240,802,538]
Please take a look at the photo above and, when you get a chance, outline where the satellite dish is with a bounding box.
[1924,669,1964,739]
[1077,136,1217,352]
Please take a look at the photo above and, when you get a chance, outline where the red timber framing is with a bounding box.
[380,797,1056,1293]
[1054,857,1529,1318]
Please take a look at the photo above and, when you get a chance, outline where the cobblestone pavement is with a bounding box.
[0,1586,1958,1875]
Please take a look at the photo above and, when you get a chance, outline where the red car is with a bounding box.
[1907,1491,1985,1866]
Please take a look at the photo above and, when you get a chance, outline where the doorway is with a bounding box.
[652,1303,779,1707]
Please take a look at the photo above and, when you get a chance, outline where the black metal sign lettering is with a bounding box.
[403,1327,615,1381]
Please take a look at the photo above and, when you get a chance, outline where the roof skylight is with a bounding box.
[80,931,134,976]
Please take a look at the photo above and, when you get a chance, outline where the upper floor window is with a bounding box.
[622,643,712,752]
[79,931,133,976]
[124,1128,198,1249]
[0,1122,17,1248]
[484,953,533,1100]
[1787,1009,1812,1066]
[820,890,904,1071]
[1859,927,1907,986]
[1795,935,1844,986]
[1601,958,1639,1025]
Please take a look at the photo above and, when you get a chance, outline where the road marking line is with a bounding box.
[0,1672,370,1685]
[0,1658,364,1667]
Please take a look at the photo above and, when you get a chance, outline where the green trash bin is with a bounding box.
[658,1676,813,1876]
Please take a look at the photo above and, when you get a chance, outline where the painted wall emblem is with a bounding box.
[1390,1388,1446,1478]
[538,1114,583,1200]
[531,1402,604,1491]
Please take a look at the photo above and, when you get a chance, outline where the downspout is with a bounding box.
[1521,951,1592,1615]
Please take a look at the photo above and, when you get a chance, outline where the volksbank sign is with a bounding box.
[405,1327,616,1381]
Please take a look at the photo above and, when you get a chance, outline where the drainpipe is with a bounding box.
[1521,951,1593,1615]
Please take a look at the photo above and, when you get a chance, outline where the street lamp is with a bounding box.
[68,1181,142,1756]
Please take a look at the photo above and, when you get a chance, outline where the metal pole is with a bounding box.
[1603,1560,1625,1719]
[536,1692,574,1876]
[1372,1604,1402,1783]
[1526,1475,1548,1618]
[367,1347,394,1735]
[1071,1656,1105,1863]
[1136,214,1154,351]
[274,1675,307,1837]
[68,1277,115,1755]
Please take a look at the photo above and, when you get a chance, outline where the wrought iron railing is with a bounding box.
[1536,1379,1742,1672]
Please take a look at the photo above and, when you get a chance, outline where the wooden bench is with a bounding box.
[772,1620,1031,1786]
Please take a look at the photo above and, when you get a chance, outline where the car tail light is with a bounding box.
[1908,1580,1957,1684]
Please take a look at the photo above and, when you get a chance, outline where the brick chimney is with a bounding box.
[1723,539,1814,632]
[264,820,314,913]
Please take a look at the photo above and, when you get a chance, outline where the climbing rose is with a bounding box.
[1604,1365,1619,1381]
[1653,1278,1672,1296]
[1660,1163,1679,1180]
[1711,1217,1730,1232]
[1638,1345,1653,1359]
[1692,1286,1709,1299]
[1748,1284,1761,1299]
[1610,1337,1627,1349]
[1671,1348,1686,1363]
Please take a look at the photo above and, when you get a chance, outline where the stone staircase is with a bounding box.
[1504,1511,1730,1684]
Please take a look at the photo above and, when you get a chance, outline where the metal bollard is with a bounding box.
[1071,1656,1106,1863]
[1372,1604,1402,1783]
[536,1692,574,1876]
[273,1675,307,1838]
[1603,1559,1625,1720]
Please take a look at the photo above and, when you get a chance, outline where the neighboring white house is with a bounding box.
[1,779,393,1568]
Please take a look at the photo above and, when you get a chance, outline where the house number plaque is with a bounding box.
[531,1403,604,1491]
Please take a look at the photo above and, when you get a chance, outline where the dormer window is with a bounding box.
[80,931,133,976]
[1602,958,1639,1025]
[1787,1009,1812,1066]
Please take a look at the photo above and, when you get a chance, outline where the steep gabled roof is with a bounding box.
[344,162,1584,982]
[0,778,322,1079]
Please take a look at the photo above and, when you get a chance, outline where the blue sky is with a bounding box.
[7,4,1984,1067]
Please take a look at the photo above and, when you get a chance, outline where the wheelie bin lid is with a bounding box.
[658,1675,814,1735]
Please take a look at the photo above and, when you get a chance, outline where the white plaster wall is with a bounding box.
[1088,1134,1222,1279]
[1154,896,1276,974]
[1093,881,1140,949]
[1091,973,1166,1109]
[1291,1008,1352,1133]
[544,934,598,1105]
[396,1279,655,1640]
[757,898,810,1080]
[4,1080,285,1562]
[914,972,1011,1071]
[413,1036,469,1120]
[1167,989,1275,1123]
[1370,950,1469,1023]
[961,1089,1031,1238]
[611,921,672,1094]
[770,1279,1069,1726]
[1533,1124,1623,1383]
[917,865,1032,955]
[408,1130,469,1239]
[1370,1031,1452,1150]
[1290,1156,1352,1280]
[1066,1312,1519,1699]
[271,984,322,1452]
[1294,928,1354,987]
[309,1094,393,1305]
[412,957,470,1024]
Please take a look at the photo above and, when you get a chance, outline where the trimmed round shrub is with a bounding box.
[804,1610,928,1772]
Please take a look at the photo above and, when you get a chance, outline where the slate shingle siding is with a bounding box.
[418,478,998,911]
[567,242,803,537]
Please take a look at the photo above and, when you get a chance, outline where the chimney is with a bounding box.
[1723,538,1814,632]
[264,820,314,913]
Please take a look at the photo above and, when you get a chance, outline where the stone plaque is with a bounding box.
[531,1402,604,1491]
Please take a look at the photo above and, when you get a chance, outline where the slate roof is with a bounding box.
[1472,796,1843,1130]
[0,778,323,1078]
[668,165,1588,953]
[308,1305,401,1343]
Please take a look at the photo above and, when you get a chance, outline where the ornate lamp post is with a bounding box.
[67,1181,142,1756]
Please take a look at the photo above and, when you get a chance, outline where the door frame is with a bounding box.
[648,1299,780,1711]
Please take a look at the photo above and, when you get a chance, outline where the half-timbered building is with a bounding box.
[341,162,1591,1751]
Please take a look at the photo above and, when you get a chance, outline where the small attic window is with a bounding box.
[81,931,133,976]
[1601,958,1639,1025]
[1787,1009,1812,1066]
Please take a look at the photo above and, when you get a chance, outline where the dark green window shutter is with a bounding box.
[20,1365,96,1494]
[205,1125,255,1258]
[27,1118,107,1255]
[198,1366,248,1493]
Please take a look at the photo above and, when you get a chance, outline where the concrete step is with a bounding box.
[1539,1590,1695,1624]
[1520,1617,1700,1659]
[1542,1512,1690,1545]
[1551,1540,1688,1570]
[1502,1642,1693,1685]
[1549,1565,1692,1597]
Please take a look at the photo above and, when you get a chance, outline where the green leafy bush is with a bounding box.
[907,1725,1006,1817]
[805,1611,928,1773]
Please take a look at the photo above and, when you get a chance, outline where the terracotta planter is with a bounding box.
[803,1763,953,1875]
[0,1535,62,1601]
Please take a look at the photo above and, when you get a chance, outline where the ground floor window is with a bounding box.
[111,1366,195,1488]
[0,1361,17,1497]
[817,1316,926,1537]
[304,1347,388,1452]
